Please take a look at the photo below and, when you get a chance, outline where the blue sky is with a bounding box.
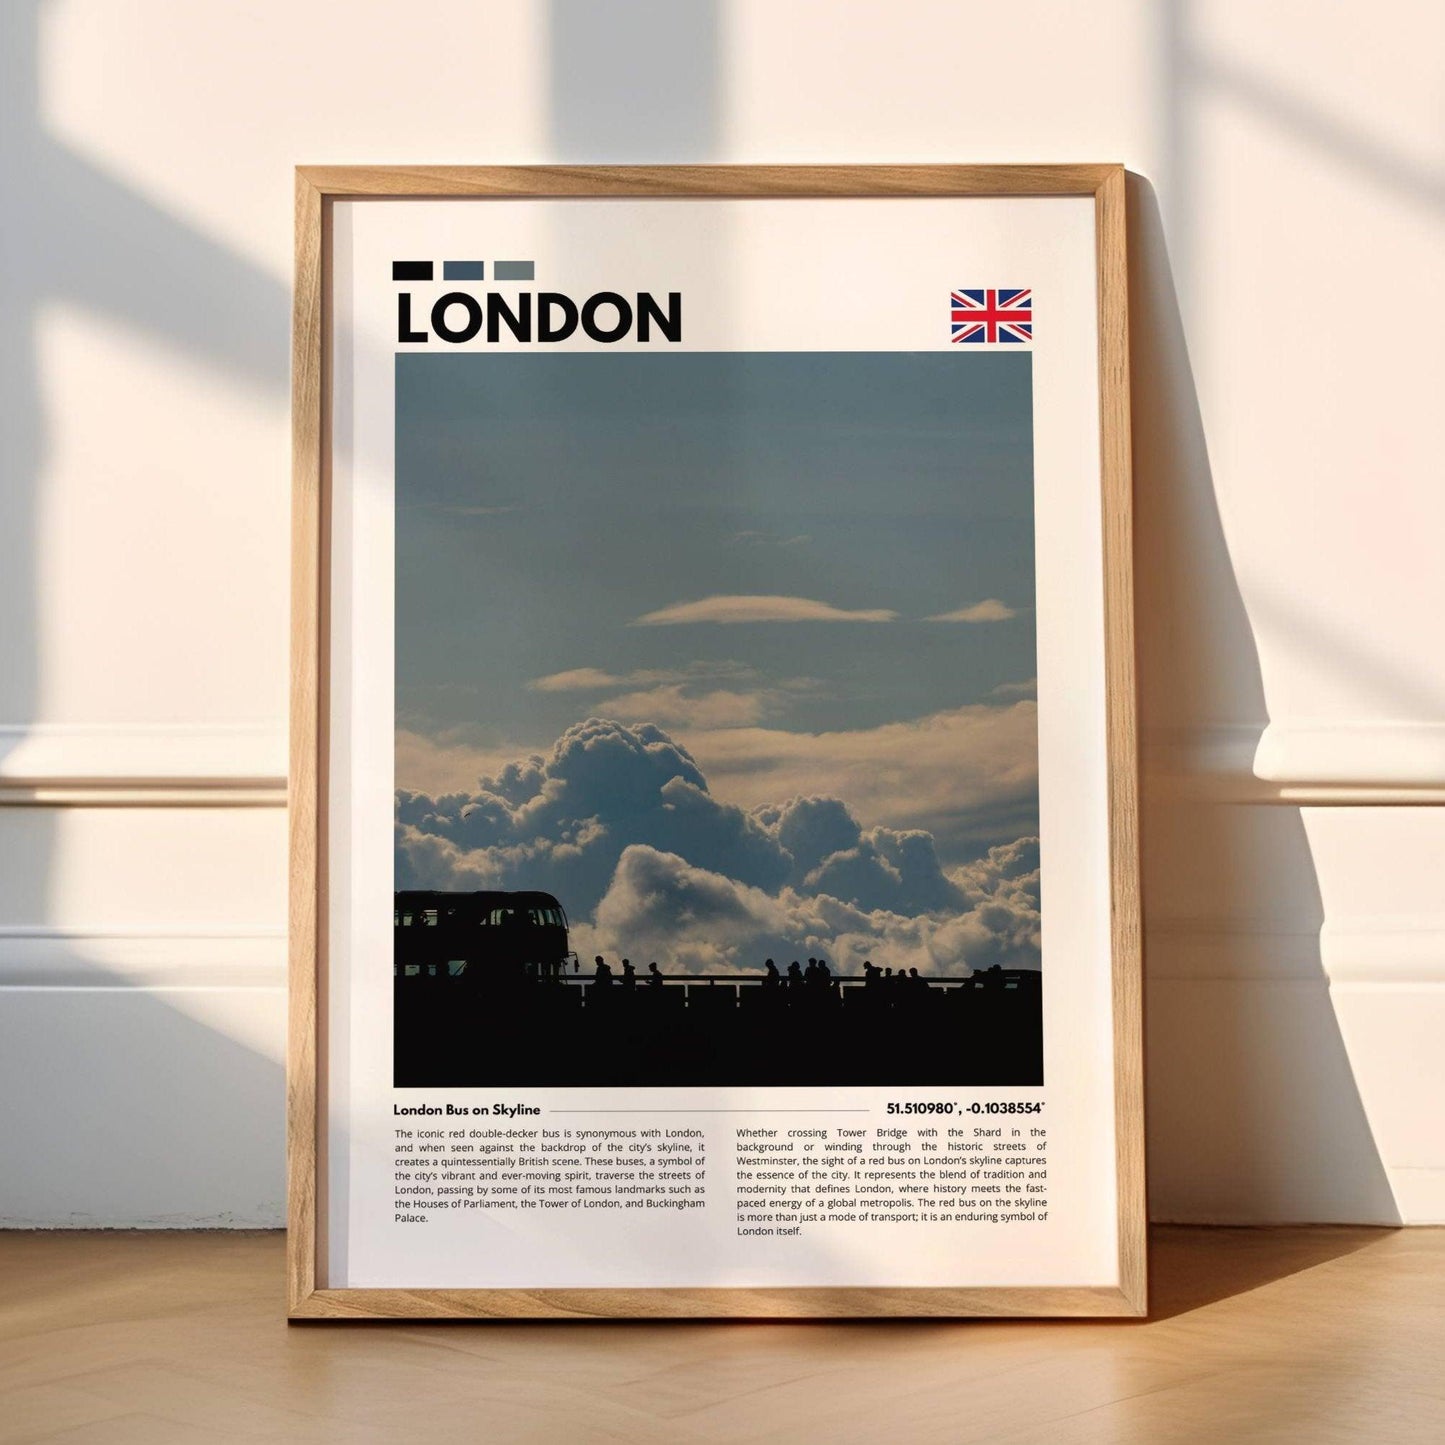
[396,352,1036,749]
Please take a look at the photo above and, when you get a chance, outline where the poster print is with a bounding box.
[295,168,1143,1318]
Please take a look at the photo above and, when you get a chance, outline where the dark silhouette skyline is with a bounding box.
[394,889,1041,1088]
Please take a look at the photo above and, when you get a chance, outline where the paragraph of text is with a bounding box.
[733,1123,1048,1235]
[392,1124,707,1222]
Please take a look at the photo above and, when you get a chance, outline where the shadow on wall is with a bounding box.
[0,0,287,774]
[0,1,288,1225]
[0,0,726,1229]
[1129,173,1398,1224]
[0,976,285,1226]
[547,0,720,160]
[0,0,1408,1228]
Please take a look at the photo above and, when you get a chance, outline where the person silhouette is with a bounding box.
[621,958,636,988]
[762,958,781,989]
[593,956,614,987]
[648,961,663,987]
[787,960,803,988]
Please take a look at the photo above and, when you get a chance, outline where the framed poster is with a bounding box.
[289,165,1143,1318]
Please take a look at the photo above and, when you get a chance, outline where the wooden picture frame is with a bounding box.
[289,165,1143,1319]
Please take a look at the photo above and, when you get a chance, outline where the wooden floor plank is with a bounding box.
[1,1228,1441,1444]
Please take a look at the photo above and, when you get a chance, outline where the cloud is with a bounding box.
[529,661,767,694]
[602,685,771,729]
[677,702,1038,857]
[951,836,1040,910]
[394,727,522,798]
[573,845,1040,978]
[926,599,1019,623]
[524,662,814,730]
[632,595,898,626]
[396,717,1041,976]
[990,677,1038,698]
[397,703,1039,854]
[529,667,624,692]
[397,719,791,918]
[752,795,963,915]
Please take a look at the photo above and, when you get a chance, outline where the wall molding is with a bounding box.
[1253,722,1445,787]
[1143,722,1445,805]
[0,927,285,989]
[2,719,1444,807]
[1146,915,1445,985]
[0,785,287,806]
[0,724,286,805]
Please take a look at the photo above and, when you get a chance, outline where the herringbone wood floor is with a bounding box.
[1,1227,1442,1442]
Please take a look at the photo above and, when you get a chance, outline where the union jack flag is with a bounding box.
[950,288,1033,344]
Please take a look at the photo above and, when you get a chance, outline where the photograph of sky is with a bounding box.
[394,351,1041,978]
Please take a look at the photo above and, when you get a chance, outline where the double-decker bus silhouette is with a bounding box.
[394,890,576,982]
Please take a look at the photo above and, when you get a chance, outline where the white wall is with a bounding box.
[1,0,1441,1226]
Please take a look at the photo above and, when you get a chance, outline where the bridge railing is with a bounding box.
[395,964,1040,1001]
[547,971,1037,1005]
